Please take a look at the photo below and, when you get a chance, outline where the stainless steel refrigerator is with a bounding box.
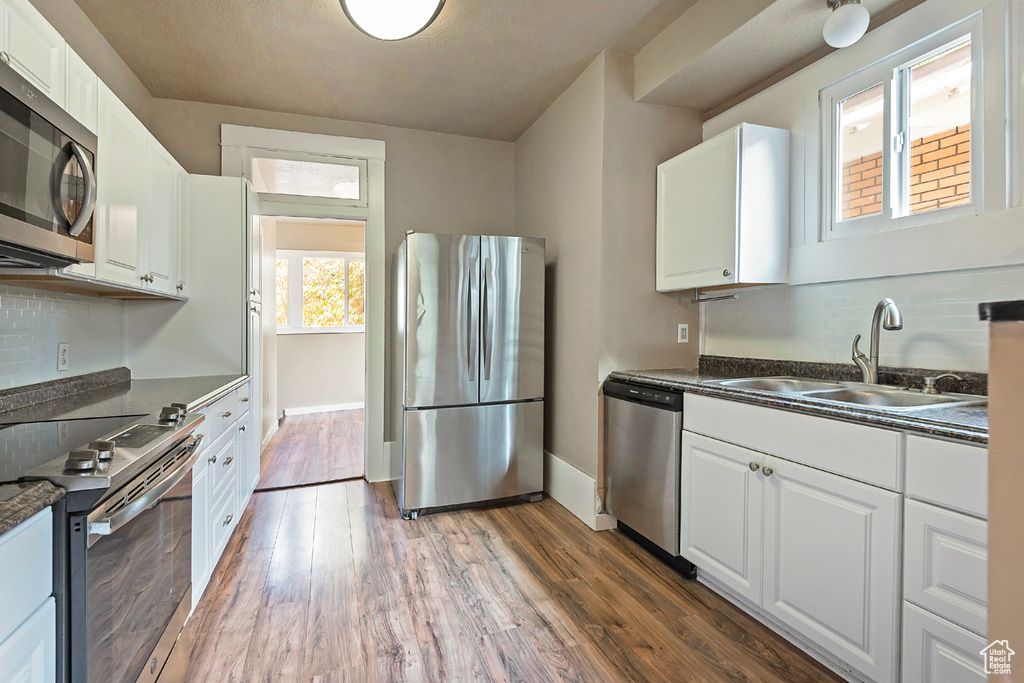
[392,233,545,518]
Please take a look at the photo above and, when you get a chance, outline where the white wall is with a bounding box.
[0,285,123,389]
[277,333,365,412]
[705,264,1024,372]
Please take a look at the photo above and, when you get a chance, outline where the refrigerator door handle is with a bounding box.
[467,257,477,382]
[483,256,493,380]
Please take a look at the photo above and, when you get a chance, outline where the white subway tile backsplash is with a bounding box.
[0,284,124,389]
[703,264,1024,372]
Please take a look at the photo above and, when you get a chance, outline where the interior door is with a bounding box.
[479,236,545,403]
[404,233,480,408]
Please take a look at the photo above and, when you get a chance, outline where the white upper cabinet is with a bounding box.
[65,46,97,132]
[176,169,190,298]
[657,123,790,292]
[0,0,65,107]
[95,81,145,287]
[141,133,179,295]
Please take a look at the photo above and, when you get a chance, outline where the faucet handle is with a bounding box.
[923,373,962,394]
[851,334,867,361]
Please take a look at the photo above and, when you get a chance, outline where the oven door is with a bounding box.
[0,61,96,267]
[68,436,202,683]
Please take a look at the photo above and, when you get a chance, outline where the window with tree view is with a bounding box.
[824,22,976,238]
[277,251,365,332]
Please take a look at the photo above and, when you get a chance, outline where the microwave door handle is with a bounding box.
[87,434,204,544]
[67,141,96,238]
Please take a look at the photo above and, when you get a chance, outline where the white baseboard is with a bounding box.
[283,402,364,416]
[543,451,615,531]
[260,421,279,452]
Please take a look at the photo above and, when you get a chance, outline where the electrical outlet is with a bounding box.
[677,324,689,344]
[57,343,70,372]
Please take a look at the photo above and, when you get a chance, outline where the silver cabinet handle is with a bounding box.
[176,283,184,291]
[241,397,250,403]
[723,269,732,278]
[223,514,233,526]
[239,425,246,432]
[0,52,9,66]
[222,411,232,418]
[762,466,774,478]
[250,289,257,296]
[223,455,233,466]
[208,454,217,464]
[749,461,760,472]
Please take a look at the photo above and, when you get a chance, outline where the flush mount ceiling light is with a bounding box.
[340,0,446,41]
[824,0,871,49]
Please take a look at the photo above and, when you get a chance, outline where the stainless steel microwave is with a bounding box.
[0,59,97,268]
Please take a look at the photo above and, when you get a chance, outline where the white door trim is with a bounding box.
[221,125,386,482]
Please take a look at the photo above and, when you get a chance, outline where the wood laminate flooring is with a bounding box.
[186,480,842,682]
[256,411,363,491]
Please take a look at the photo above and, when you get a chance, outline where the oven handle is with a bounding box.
[67,141,96,238]
[88,433,205,540]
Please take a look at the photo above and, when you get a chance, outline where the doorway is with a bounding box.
[257,216,366,490]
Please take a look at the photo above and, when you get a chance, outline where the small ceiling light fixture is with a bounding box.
[823,0,871,49]
[340,0,446,41]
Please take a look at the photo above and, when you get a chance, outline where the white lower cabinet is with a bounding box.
[902,603,986,682]
[0,598,55,683]
[761,455,900,683]
[680,431,900,683]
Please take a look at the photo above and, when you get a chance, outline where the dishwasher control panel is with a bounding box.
[604,380,683,410]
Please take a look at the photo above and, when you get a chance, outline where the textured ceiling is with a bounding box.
[72,0,693,141]
[638,0,916,113]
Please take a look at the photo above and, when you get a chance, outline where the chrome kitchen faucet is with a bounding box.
[852,298,903,384]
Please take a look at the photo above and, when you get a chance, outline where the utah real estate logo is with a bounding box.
[981,640,1015,675]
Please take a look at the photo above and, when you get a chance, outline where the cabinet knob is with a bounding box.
[241,397,250,403]
[222,411,232,418]
[239,425,246,432]
[224,514,233,526]
[748,461,760,472]
[0,52,9,66]
[762,466,774,478]
[250,289,258,296]
[176,282,184,291]
[208,454,217,464]
[723,269,732,278]
[223,455,234,466]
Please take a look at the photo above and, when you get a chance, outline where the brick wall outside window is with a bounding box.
[841,124,970,220]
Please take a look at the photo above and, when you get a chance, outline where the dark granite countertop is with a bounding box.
[0,481,63,537]
[608,367,988,445]
[0,375,249,426]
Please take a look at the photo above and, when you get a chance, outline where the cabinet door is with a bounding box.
[902,603,986,682]
[680,431,763,604]
[656,128,738,292]
[175,169,190,298]
[0,597,55,683]
[246,183,262,302]
[0,0,65,107]
[95,83,145,286]
[762,455,901,683]
[247,304,261,488]
[235,410,255,511]
[142,134,178,294]
[191,465,210,612]
[64,46,96,132]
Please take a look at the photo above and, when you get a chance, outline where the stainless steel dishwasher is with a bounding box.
[604,380,694,575]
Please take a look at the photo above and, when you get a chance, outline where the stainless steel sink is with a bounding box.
[801,387,984,411]
[713,377,844,393]
[709,377,987,412]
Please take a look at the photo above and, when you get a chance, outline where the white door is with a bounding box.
[64,46,96,132]
[680,431,763,604]
[246,182,262,303]
[0,0,65,107]
[762,455,901,683]
[142,134,178,294]
[902,603,986,682]
[95,82,145,286]
[656,127,738,292]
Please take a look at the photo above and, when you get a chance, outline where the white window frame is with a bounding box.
[250,150,368,209]
[276,249,366,335]
[821,14,983,241]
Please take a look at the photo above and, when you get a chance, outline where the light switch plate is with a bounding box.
[677,324,689,344]
[57,343,70,372]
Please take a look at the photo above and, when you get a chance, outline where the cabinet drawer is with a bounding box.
[0,597,56,683]
[902,602,985,682]
[0,508,52,643]
[208,428,238,502]
[684,394,902,489]
[904,500,987,636]
[236,382,251,410]
[210,483,237,559]
[204,391,239,446]
[906,436,987,518]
